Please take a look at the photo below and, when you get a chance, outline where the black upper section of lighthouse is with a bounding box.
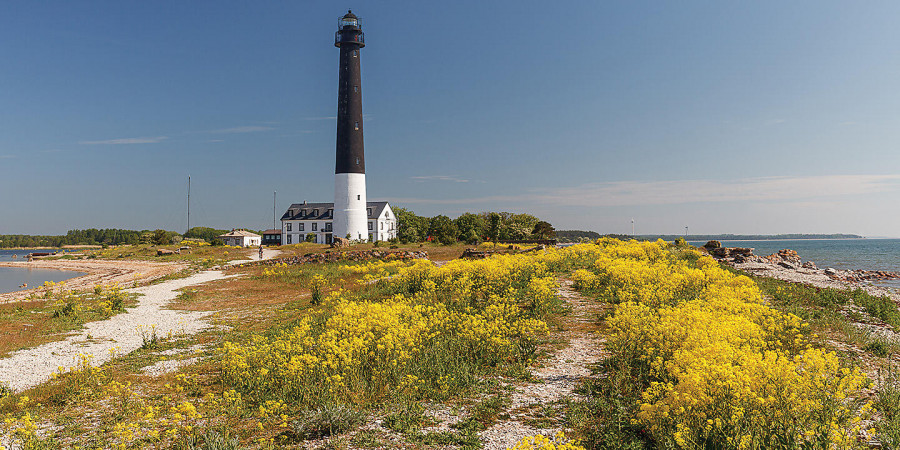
[334,10,365,174]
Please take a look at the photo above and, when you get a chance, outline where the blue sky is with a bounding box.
[1,1,899,236]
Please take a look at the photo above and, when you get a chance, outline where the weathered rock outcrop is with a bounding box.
[704,240,722,249]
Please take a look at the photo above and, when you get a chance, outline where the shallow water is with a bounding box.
[0,249,85,294]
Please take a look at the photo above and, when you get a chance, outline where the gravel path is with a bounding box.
[479,278,606,450]
[0,270,229,392]
[0,249,281,392]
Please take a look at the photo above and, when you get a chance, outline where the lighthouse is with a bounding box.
[333,10,368,241]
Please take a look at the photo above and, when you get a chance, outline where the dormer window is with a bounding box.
[367,208,372,217]
[328,209,333,218]
[289,209,294,217]
[313,209,319,216]
[301,209,306,216]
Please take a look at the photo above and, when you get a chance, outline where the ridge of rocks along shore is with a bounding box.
[704,242,900,301]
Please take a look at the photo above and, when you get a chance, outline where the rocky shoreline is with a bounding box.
[706,243,900,301]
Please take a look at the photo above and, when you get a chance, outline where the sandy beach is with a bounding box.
[0,259,187,303]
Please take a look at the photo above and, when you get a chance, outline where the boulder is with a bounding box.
[801,261,818,270]
[704,240,722,249]
[709,247,731,258]
[157,249,174,256]
[461,248,492,259]
[331,238,351,248]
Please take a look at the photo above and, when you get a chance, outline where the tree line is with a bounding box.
[0,210,557,248]
[393,208,554,245]
[0,227,237,248]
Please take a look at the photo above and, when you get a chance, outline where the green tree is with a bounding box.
[151,229,172,245]
[488,212,501,245]
[531,221,556,239]
[185,227,228,244]
[428,215,457,245]
[453,213,485,242]
[394,206,428,243]
[500,213,539,240]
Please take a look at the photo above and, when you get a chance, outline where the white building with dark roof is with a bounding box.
[218,229,262,247]
[280,201,397,245]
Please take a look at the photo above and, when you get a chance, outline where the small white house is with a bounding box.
[280,201,398,245]
[218,229,262,247]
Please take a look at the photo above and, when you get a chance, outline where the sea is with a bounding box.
[687,238,900,289]
[0,249,85,295]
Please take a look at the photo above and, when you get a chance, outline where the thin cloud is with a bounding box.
[0,154,15,159]
[411,175,469,183]
[300,116,337,121]
[80,136,168,145]
[208,126,274,134]
[392,174,900,207]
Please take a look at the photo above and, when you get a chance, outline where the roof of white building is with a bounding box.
[219,229,261,238]
[281,201,392,221]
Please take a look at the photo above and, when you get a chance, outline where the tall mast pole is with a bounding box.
[273,191,277,230]
[187,175,191,232]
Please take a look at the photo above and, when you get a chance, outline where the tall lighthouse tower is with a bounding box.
[333,10,368,241]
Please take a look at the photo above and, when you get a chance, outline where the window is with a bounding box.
[380,222,384,230]
[299,223,304,231]
[354,122,359,130]
[368,222,373,230]
[367,208,372,217]
[312,223,318,231]
[328,209,333,217]
[287,235,292,244]
[287,223,292,232]
[353,50,358,57]
[325,223,332,232]
[354,85,359,93]
[357,195,360,200]
[301,209,306,216]
[313,209,319,216]
[289,209,294,217]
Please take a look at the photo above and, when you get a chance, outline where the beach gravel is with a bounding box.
[0,270,229,392]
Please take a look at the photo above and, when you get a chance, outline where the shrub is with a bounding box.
[291,404,364,439]
[866,339,891,358]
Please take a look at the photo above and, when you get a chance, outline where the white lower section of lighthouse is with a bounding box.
[333,173,368,241]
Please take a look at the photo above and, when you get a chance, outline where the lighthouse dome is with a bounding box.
[340,10,359,28]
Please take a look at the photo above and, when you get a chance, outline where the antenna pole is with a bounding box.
[273,191,277,230]
[187,176,191,232]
